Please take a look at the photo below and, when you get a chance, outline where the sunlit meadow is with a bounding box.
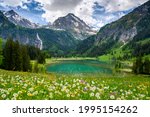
[0,69,150,100]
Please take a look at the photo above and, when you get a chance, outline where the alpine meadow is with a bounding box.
[0,0,150,100]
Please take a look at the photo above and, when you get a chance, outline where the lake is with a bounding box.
[47,60,112,74]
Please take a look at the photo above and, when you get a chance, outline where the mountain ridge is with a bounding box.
[77,0,150,57]
[51,13,96,40]
[0,10,78,56]
[4,10,38,29]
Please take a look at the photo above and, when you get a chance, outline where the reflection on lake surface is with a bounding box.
[47,60,112,74]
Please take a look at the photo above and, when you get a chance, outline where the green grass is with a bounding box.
[98,54,111,61]
[0,69,150,100]
[31,60,46,73]
[137,38,150,45]
[98,48,126,61]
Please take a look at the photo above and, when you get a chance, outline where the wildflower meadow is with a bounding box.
[0,69,150,100]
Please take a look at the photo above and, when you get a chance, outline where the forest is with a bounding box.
[0,38,45,72]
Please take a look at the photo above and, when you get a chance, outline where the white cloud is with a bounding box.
[0,0,28,7]
[1,0,149,28]
[40,0,97,25]
[38,0,148,28]
[99,0,148,12]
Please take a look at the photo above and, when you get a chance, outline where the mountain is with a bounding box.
[51,13,96,40]
[78,0,150,57]
[0,10,77,57]
[4,10,38,29]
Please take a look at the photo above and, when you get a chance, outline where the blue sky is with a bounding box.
[0,0,149,29]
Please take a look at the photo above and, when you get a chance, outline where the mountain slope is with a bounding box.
[4,10,38,29]
[52,13,96,40]
[0,11,77,56]
[80,0,150,57]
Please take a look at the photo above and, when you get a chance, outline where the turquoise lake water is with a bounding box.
[47,60,112,74]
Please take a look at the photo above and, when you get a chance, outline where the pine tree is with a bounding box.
[143,57,150,74]
[3,39,15,70]
[21,45,31,72]
[133,57,143,74]
[0,38,3,66]
[14,41,22,71]
[37,52,45,64]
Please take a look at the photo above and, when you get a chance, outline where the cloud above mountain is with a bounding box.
[0,0,149,29]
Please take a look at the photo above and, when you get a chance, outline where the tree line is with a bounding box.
[133,57,150,75]
[0,38,45,72]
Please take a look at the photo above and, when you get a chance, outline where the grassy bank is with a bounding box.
[0,69,150,100]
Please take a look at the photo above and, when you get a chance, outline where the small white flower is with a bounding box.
[110,95,115,99]
[73,84,76,88]
[120,89,123,92]
[33,91,38,95]
[90,93,94,97]
[13,93,18,98]
[67,94,70,97]
[95,93,100,99]
[24,84,28,88]
[66,89,69,93]
[92,81,95,85]
[49,93,53,99]
[28,88,34,92]
[140,94,145,98]
[8,88,13,92]
[2,94,6,98]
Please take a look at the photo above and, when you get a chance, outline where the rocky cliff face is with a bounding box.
[0,10,77,56]
[4,10,38,29]
[96,0,150,43]
[52,13,96,40]
[81,0,150,56]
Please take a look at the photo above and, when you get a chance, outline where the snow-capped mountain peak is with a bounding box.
[4,10,38,29]
[52,13,96,40]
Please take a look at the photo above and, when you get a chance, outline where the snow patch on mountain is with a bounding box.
[4,10,38,29]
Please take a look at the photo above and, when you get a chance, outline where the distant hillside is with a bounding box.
[0,11,77,56]
[77,0,150,57]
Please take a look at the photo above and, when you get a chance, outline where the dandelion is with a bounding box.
[13,93,18,98]
[1,94,6,99]
[110,95,115,100]
[67,94,70,98]
[90,93,94,97]
[95,93,100,99]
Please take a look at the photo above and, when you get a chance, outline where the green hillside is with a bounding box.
[0,11,78,57]
[0,69,150,100]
